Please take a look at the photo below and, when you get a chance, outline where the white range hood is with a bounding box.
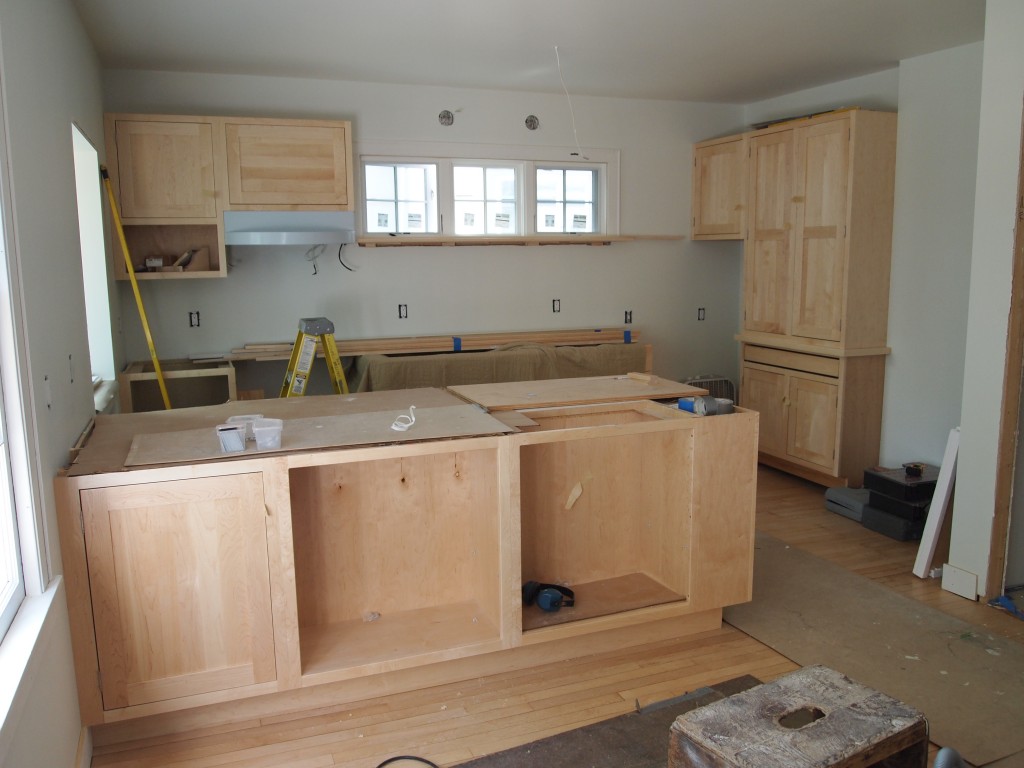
[223,211,356,246]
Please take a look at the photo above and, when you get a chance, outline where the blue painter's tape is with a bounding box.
[624,330,632,343]
[453,336,462,351]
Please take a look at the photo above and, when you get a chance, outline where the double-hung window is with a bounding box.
[364,162,439,234]
[453,164,519,235]
[536,166,598,234]
[358,142,617,239]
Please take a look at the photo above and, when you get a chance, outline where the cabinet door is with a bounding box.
[80,473,276,710]
[786,375,839,469]
[692,136,745,240]
[740,364,787,458]
[745,131,793,335]
[225,121,351,207]
[791,119,849,341]
[113,119,217,219]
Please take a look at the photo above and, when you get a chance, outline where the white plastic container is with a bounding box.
[252,418,283,450]
[216,423,246,452]
[226,413,264,441]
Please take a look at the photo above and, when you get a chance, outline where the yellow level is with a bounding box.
[100,166,171,410]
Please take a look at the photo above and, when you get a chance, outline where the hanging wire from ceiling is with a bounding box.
[554,45,589,161]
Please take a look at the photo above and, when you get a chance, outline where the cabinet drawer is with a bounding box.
[743,345,839,378]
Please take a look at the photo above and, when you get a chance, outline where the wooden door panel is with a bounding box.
[114,120,216,219]
[746,132,793,335]
[226,123,350,206]
[81,473,276,709]
[693,138,745,238]
[786,376,839,469]
[792,121,849,341]
[741,365,787,457]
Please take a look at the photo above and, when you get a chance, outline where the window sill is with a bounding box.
[357,234,684,248]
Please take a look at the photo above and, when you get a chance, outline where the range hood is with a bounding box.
[223,211,356,246]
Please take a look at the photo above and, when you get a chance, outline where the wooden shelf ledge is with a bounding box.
[357,234,684,248]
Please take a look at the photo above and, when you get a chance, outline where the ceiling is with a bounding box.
[70,0,986,103]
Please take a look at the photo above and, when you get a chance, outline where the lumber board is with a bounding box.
[449,375,706,411]
[215,328,641,362]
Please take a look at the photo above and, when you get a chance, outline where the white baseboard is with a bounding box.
[942,562,979,600]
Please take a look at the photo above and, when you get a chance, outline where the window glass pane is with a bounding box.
[398,202,428,233]
[537,169,564,202]
[486,168,516,202]
[365,165,395,200]
[565,170,595,202]
[454,201,486,235]
[566,203,595,232]
[487,202,516,234]
[396,166,427,202]
[537,202,563,232]
[366,201,397,233]
[454,166,484,200]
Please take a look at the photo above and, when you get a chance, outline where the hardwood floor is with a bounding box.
[90,466,1021,768]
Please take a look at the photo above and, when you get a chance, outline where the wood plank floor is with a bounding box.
[90,466,1021,768]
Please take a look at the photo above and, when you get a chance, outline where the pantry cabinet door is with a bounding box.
[80,473,276,710]
[791,119,850,342]
[745,130,794,335]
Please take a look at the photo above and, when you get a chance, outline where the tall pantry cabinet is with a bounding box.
[695,109,897,486]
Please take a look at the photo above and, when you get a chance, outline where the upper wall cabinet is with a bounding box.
[741,109,897,352]
[104,112,355,280]
[111,118,218,219]
[691,134,746,240]
[224,119,353,209]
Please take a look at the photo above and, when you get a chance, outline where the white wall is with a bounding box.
[953,0,1024,597]
[102,71,746,389]
[0,0,104,763]
[743,68,900,127]
[881,43,982,467]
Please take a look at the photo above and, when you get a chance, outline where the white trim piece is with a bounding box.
[941,561,979,600]
[913,426,960,578]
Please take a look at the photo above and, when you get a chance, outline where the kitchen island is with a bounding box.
[55,385,758,740]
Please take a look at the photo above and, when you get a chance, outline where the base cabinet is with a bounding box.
[741,344,884,486]
[56,395,757,727]
[78,473,276,710]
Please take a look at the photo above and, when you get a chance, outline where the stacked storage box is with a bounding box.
[860,464,939,541]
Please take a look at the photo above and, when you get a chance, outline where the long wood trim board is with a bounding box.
[448,375,707,411]
[124,404,512,467]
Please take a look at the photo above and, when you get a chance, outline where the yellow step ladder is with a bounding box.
[280,317,349,397]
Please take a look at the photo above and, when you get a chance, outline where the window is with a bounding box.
[364,162,438,234]
[537,166,598,233]
[0,176,23,641]
[358,142,618,238]
[453,164,518,235]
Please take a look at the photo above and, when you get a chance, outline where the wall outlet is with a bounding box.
[624,310,632,324]
[697,307,706,321]
[398,304,408,319]
[552,299,561,313]
[189,310,201,328]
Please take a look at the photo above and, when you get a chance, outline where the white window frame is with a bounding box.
[357,140,619,237]
[0,74,45,645]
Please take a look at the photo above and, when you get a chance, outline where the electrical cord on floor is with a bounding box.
[375,757,441,768]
